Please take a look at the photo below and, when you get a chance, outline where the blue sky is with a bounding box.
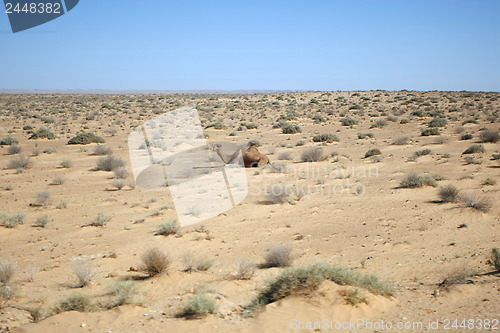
[1,0,499,91]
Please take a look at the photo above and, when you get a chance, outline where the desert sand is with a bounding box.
[0,91,498,332]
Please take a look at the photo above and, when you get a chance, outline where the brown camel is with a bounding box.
[211,143,270,167]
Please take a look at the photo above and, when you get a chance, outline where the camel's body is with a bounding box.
[212,144,270,167]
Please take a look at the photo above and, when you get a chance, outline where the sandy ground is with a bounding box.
[0,91,498,332]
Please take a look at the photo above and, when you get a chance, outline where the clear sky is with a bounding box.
[1,0,499,91]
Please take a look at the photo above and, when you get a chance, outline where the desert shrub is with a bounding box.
[429,117,447,127]
[392,137,409,145]
[267,184,290,204]
[313,133,340,143]
[96,155,125,171]
[182,252,212,272]
[42,147,56,154]
[357,132,374,139]
[89,213,110,227]
[441,267,477,286]
[493,153,500,160]
[489,248,500,272]
[51,175,65,185]
[53,293,93,314]
[7,145,21,155]
[340,117,358,126]
[464,156,481,165]
[421,128,440,136]
[7,154,31,169]
[301,147,324,162]
[312,115,325,123]
[0,212,26,228]
[400,173,437,188]
[0,136,18,145]
[482,178,496,186]
[33,214,49,228]
[364,148,381,158]
[113,167,129,179]
[462,119,478,125]
[438,185,460,202]
[177,294,217,319]
[414,148,431,157]
[68,132,106,145]
[60,159,73,168]
[22,125,33,131]
[371,119,387,128]
[111,178,127,190]
[91,145,112,155]
[74,261,94,287]
[234,259,257,280]
[460,133,473,140]
[156,219,179,236]
[0,259,16,285]
[31,191,50,206]
[205,122,227,130]
[245,263,393,312]
[295,140,305,146]
[0,285,14,308]
[459,194,492,212]
[400,118,409,124]
[281,124,302,134]
[28,128,56,140]
[264,245,292,267]
[248,138,261,147]
[480,130,499,143]
[344,288,368,305]
[277,151,293,160]
[140,247,170,277]
[463,144,485,154]
[107,280,137,307]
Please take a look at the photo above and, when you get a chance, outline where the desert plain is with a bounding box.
[0,90,498,332]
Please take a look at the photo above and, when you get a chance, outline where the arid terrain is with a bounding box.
[0,91,498,332]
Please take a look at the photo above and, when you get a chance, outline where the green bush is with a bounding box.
[28,128,56,140]
[364,148,381,158]
[313,133,340,143]
[460,134,473,140]
[340,117,358,126]
[429,117,447,127]
[400,173,437,188]
[414,149,431,157]
[281,124,302,134]
[156,219,179,236]
[245,263,393,313]
[490,248,500,272]
[53,293,93,314]
[438,185,460,202]
[68,132,106,145]
[96,155,125,171]
[177,294,217,319]
[421,128,440,136]
[0,136,18,145]
[357,133,374,139]
[463,144,485,154]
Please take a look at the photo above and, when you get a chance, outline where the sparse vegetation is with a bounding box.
[7,145,21,155]
[267,183,290,204]
[421,128,440,136]
[0,136,18,145]
[91,144,112,155]
[234,259,257,280]
[301,147,324,162]
[364,148,381,158]
[74,261,94,287]
[68,132,106,145]
[438,185,460,202]
[264,245,293,267]
[340,117,358,126]
[400,173,437,188]
[140,247,170,277]
[28,128,56,140]
[459,193,492,212]
[489,248,500,272]
[89,213,110,227]
[111,178,127,190]
[96,155,126,171]
[245,263,393,312]
[313,133,340,143]
[281,124,302,134]
[177,294,217,319]
[156,219,179,236]
[53,293,93,314]
[463,144,485,154]
[480,130,499,143]
[7,154,31,170]
[60,159,73,168]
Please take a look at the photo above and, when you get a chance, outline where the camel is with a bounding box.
[211,143,270,167]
